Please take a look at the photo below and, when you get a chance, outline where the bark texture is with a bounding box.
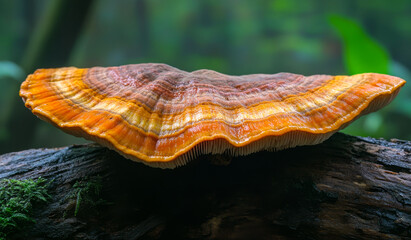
[0,133,410,240]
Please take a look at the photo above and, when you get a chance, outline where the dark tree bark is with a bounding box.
[0,133,410,240]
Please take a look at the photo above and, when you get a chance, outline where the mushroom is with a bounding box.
[19,63,406,168]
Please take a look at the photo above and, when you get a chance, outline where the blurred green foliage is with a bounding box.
[329,15,389,75]
[0,0,410,154]
[329,14,411,139]
[0,62,23,142]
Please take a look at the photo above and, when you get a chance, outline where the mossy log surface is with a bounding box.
[0,133,410,240]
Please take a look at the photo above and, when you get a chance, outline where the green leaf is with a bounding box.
[0,61,24,81]
[328,15,389,75]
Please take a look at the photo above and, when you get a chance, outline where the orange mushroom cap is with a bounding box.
[19,63,406,168]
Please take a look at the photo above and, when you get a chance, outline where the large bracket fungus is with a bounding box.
[20,63,406,168]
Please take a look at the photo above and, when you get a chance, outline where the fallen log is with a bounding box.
[0,133,410,239]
